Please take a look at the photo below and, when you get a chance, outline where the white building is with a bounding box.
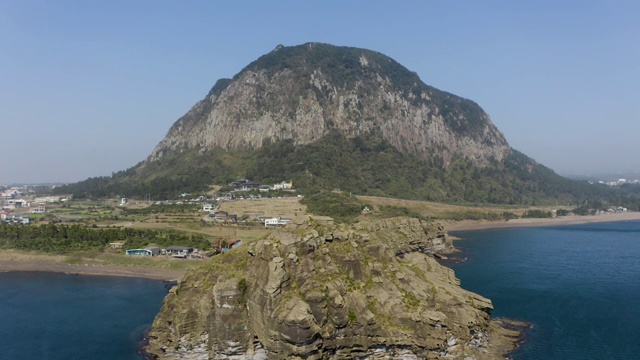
[272,181,293,190]
[35,196,60,204]
[4,199,29,208]
[1,190,17,199]
[264,217,292,227]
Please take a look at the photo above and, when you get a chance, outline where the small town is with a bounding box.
[0,179,300,260]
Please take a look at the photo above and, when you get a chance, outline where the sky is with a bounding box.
[1,0,639,184]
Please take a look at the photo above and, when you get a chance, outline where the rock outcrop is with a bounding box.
[146,217,521,359]
[148,43,510,167]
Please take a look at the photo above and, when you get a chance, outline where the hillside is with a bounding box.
[54,43,613,205]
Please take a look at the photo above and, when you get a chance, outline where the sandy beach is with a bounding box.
[445,211,640,232]
[0,252,187,281]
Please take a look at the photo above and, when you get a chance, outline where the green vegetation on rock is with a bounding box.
[55,132,620,207]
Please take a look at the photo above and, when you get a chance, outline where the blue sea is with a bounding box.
[450,221,640,360]
[0,272,169,360]
[1,222,638,359]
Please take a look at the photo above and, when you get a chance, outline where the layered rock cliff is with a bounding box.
[149,43,510,167]
[146,216,521,359]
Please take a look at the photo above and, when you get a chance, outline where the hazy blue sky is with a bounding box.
[1,1,639,184]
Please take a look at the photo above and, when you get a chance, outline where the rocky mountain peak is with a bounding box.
[148,43,511,166]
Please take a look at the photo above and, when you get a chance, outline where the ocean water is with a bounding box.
[450,221,640,360]
[0,272,169,360]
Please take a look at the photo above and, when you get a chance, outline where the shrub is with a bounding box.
[572,205,592,216]
[522,210,553,218]
[301,192,369,223]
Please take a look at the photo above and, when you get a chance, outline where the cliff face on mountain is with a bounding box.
[146,216,521,359]
[149,43,510,167]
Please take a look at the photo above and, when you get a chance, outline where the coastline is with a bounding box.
[0,252,186,281]
[444,211,640,232]
[443,211,640,356]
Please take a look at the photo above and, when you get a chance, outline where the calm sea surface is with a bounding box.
[0,272,169,360]
[450,221,640,360]
[1,222,638,359]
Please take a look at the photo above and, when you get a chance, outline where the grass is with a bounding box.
[219,197,305,219]
[127,221,272,244]
[62,252,205,271]
[95,253,204,270]
[357,195,546,220]
[0,248,203,272]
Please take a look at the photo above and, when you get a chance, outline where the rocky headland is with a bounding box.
[146,216,522,359]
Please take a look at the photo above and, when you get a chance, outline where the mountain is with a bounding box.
[149,43,509,166]
[55,43,611,204]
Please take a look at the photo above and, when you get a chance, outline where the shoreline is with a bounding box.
[491,318,532,359]
[444,211,640,232]
[0,253,187,281]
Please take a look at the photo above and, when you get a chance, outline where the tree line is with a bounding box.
[0,224,211,253]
